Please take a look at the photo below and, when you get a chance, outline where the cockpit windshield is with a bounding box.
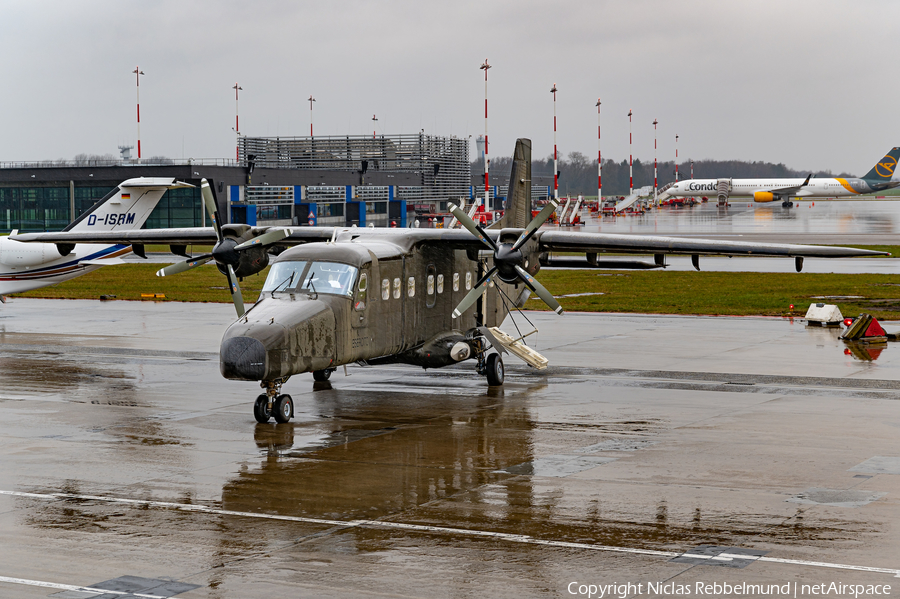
[262,261,359,297]
[262,261,307,293]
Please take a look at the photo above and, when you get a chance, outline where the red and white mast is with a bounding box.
[628,109,633,195]
[480,59,491,209]
[653,118,658,202]
[551,83,559,201]
[675,134,679,182]
[133,67,144,161]
[233,83,242,162]
[308,95,315,137]
[596,98,602,201]
[372,114,377,140]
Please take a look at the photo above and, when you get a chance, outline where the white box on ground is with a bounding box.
[805,303,844,325]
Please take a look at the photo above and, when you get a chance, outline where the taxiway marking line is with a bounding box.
[3,490,899,578]
[0,574,167,598]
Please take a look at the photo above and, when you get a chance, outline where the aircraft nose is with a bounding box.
[220,336,267,380]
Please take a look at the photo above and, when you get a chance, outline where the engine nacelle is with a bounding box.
[0,238,64,267]
[215,245,270,278]
[395,332,474,369]
[753,191,775,203]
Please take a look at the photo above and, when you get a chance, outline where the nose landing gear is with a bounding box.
[254,377,293,423]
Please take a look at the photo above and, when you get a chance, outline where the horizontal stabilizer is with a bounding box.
[488,326,549,370]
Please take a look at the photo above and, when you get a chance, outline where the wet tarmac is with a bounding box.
[1,299,899,597]
[580,199,900,243]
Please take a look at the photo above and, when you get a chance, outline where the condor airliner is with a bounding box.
[0,177,191,301]
[667,147,900,207]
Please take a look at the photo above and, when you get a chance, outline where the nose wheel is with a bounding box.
[253,394,271,424]
[255,378,293,423]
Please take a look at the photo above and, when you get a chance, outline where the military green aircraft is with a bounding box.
[12,139,888,424]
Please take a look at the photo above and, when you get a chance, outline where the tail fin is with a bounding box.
[862,147,900,182]
[489,138,532,230]
[64,177,193,232]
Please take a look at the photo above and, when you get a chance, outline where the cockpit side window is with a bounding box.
[355,272,368,311]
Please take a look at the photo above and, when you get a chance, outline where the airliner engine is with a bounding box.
[753,192,775,202]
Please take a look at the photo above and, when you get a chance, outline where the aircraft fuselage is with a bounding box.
[219,237,532,382]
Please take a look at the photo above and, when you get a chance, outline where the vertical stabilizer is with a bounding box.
[490,139,532,229]
[64,177,192,232]
[862,147,900,182]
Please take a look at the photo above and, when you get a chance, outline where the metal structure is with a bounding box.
[675,134,679,182]
[233,83,242,162]
[133,67,144,160]
[628,108,633,195]
[596,98,602,200]
[653,118,658,201]
[551,84,559,201]
[481,59,491,210]
[238,134,470,202]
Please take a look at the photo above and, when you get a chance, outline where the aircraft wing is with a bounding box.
[759,174,812,197]
[12,225,888,259]
[535,230,888,258]
[11,226,332,246]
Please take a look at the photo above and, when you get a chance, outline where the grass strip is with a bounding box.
[11,262,900,319]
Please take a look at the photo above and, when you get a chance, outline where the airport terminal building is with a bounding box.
[0,133,470,233]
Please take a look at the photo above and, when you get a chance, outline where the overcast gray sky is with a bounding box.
[2,0,897,175]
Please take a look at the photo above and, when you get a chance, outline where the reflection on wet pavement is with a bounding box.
[1,302,900,596]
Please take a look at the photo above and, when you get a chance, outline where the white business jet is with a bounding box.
[0,177,192,301]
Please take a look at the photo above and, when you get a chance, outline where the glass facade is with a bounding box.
[0,187,73,232]
[0,186,204,233]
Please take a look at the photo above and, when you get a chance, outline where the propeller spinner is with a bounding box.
[449,199,562,319]
[156,179,291,317]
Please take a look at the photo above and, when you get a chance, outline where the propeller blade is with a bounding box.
[234,228,293,250]
[451,266,497,319]
[511,197,560,251]
[448,203,497,251]
[201,179,224,243]
[226,264,246,318]
[155,255,213,277]
[514,265,563,315]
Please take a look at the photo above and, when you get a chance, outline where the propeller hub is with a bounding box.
[494,243,523,283]
[212,238,241,266]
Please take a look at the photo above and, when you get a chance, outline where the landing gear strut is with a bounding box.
[471,332,505,387]
[255,377,293,423]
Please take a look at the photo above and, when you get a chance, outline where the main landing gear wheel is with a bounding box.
[782,200,794,208]
[485,353,505,386]
[253,394,271,424]
[312,368,333,382]
[273,394,294,423]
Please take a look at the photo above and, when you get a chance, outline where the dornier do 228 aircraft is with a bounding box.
[667,147,900,207]
[0,178,192,301]
[12,139,888,424]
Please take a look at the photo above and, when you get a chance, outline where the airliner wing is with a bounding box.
[762,174,812,197]
[535,230,887,258]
